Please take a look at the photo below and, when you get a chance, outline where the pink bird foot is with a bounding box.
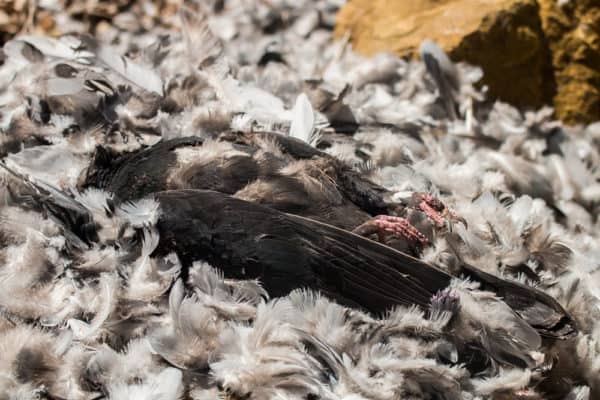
[353,215,430,247]
[412,192,466,229]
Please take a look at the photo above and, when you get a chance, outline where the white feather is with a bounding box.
[5,144,90,188]
[20,35,93,62]
[96,45,163,95]
[68,273,117,340]
[44,77,85,96]
[471,368,531,395]
[126,227,172,301]
[179,5,225,74]
[117,198,161,227]
[289,93,318,147]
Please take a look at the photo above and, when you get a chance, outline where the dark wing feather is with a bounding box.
[290,214,452,311]
[255,131,323,159]
[153,190,576,335]
[335,167,392,215]
[460,263,576,339]
[153,190,452,315]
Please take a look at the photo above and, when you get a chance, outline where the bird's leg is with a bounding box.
[352,217,387,242]
[413,192,467,229]
[352,215,429,247]
[414,192,446,227]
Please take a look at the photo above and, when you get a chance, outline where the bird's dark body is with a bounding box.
[4,163,577,337]
[153,189,452,314]
[81,131,392,230]
[151,189,576,340]
[82,136,205,200]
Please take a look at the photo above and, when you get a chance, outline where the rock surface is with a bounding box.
[539,0,600,124]
[335,0,600,124]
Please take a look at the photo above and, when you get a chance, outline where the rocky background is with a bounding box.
[336,0,600,125]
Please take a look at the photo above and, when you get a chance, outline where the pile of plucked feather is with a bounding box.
[0,0,599,399]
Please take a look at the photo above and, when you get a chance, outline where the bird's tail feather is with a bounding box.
[460,263,577,339]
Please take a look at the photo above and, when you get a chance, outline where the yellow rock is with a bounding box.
[335,0,549,109]
[337,0,515,55]
[538,0,600,124]
[336,0,600,124]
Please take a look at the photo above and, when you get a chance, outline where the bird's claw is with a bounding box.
[418,198,446,228]
[374,215,430,246]
[353,215,430,247]
[413,192,466,229]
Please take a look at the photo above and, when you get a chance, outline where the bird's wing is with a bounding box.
[155,190,452,315]
[286,213,453,313]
